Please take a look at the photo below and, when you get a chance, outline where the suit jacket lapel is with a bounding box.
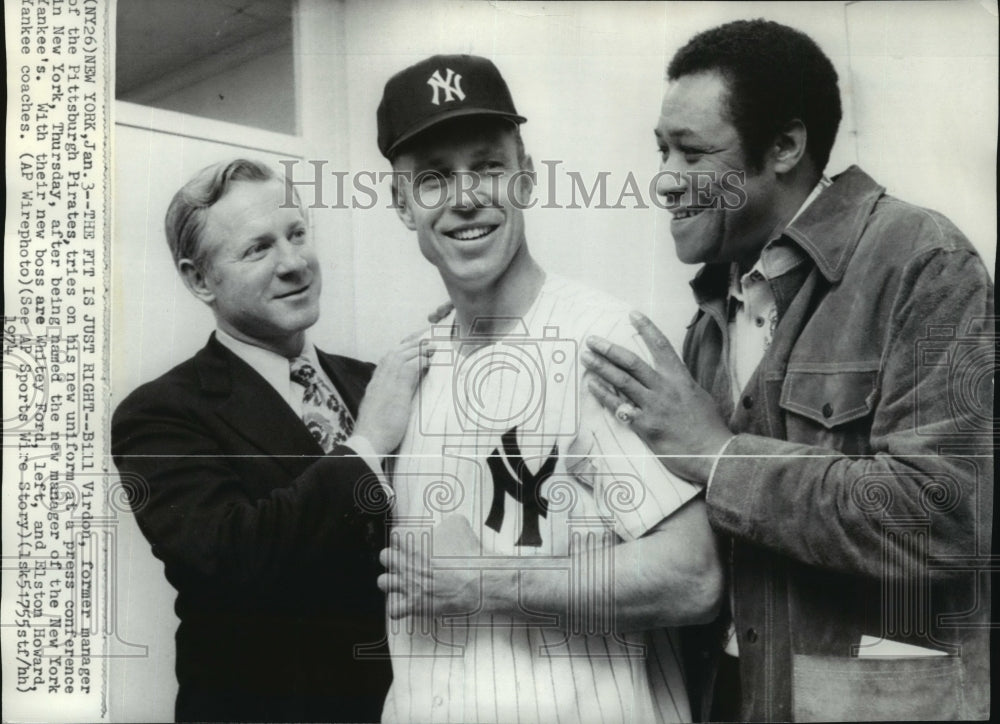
[317,351,368,418]
[196,336,324,474]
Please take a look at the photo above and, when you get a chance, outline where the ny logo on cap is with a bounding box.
[427,68,466,106]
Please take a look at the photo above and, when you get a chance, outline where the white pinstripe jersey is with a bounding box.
[383,275,701,724]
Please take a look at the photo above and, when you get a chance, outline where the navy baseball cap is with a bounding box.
[377,54,527,159]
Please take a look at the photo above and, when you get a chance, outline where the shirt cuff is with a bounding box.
[345,434,393,496]
[706,435,739,493]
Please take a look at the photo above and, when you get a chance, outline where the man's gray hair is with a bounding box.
[165,158,299,269]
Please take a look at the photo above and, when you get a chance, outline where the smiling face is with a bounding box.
[183,179,321,356]
[654,70,783,267]
[392,118,534,296]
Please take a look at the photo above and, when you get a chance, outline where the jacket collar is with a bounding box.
[194,334,324,463]
[316,350,366,418]
[691,165,886,301]
[782,165,885,282]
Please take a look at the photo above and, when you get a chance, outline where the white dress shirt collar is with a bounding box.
[214,329,322,417]
[213,329,387,481]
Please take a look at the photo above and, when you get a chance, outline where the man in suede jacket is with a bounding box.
[582,19,993,721]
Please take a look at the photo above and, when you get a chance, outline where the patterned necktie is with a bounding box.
[289,356,354,452]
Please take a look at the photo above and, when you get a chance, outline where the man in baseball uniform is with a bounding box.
[374,54,722,723]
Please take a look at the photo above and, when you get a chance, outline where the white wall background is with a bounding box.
[110,2,997,721]
[845,0,998,269]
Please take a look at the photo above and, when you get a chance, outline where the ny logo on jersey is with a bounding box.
[485,427,557,547]
[427,68,466,106]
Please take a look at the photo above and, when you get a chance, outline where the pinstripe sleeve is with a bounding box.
[569,316,702,541]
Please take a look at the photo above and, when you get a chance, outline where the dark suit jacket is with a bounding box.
[111,334,392,722]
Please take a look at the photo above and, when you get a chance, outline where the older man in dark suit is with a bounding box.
[112,159,426,722]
